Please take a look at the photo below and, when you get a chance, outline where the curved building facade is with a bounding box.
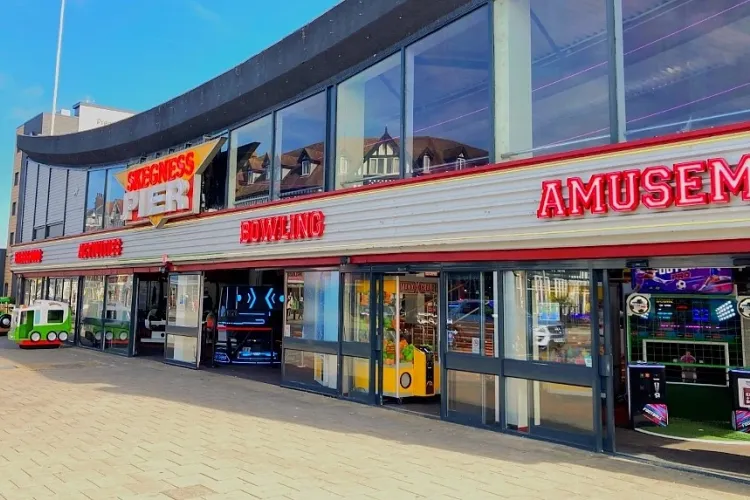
[9,0,750,466]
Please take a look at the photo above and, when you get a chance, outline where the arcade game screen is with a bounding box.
[628,295,743,385]
[214,285,284,365]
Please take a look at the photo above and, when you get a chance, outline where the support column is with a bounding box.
[503,271,530,430]
[493,0,533,161]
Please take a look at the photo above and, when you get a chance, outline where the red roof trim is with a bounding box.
[13,119,750,250]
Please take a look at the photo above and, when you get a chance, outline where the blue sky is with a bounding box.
[0,0,341,248]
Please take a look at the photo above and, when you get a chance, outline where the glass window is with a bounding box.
[14,171,19,186]
[11,202,16,215]
[231,114,273,205]
[286,271,339,341]
[342,273,370,343]
[78,276,105,349]
[283,350,338,390]
[525,1,611,155]
[336,53,402,189]
[67,278,79,343]
[446,272,496,356]
[166,335,198,365]
[167,275,201,328]
[84,169,107,232]
[201,138,229,211]
[503,270,592,365]
[47,310,64,324]
[104,167,125,229]
[342,356,370,401]
[104,275,132,354]
[506,378,594,439]
[274,92,326,199]
[447,370,499,425]
[46,223,63,238]
[406,7,491,177]
[624,1,750,140]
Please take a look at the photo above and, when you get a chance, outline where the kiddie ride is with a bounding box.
[0,296,14,335]
[8,300,72,349]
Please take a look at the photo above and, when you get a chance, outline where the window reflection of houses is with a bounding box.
[105,199,124,228]
[235,141,271,205]
[278,142,325,198]
[337,127,489,188]
[85,192,105,231]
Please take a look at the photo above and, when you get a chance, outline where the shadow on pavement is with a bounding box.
[1,339,748,497]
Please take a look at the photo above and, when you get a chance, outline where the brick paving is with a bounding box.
[0,339,748,500]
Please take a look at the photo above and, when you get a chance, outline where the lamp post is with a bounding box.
[50,0,66,136]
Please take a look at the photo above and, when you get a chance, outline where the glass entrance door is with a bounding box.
[165,273,204,369]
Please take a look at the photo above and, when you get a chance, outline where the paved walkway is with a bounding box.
[0,339,748,500]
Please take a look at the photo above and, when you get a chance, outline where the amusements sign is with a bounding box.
[115,138,226,228]
[631,268,733,294]
[13,249,43,264]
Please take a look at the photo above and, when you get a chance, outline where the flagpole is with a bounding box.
[50,0,66,136]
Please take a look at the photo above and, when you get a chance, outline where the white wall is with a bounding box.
[75,104,133,132]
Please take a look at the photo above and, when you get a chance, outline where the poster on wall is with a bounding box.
[632,268,733,294]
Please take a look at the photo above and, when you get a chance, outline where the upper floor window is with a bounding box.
[623,1,750,140]
[105,167,125,229]
[9,232,14,245]
[84,169,107,232]
[405,7,491,176]
[14,172,19,186]
[274,92,326,198]
[201,137,229,212]
[231,114,273,206]
[336,53,402,189]
[11,202,16,216]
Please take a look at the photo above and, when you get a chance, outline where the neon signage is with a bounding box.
[537,155,750,218]
[240,210,325,244]
[78,238,123,259]
[116,138,226,228]
[13,249,43,264]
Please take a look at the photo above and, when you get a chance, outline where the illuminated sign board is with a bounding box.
[116,138,225,228]
[240,210,325,244]
[78,238,123,259]
[537,155,750,219]
[13,249,43,264]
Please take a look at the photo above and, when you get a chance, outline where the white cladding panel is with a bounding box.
[64,169,86,236]
[34,165,50,227]
[12,131,750,271]
[47,167,68,224]
[21,161,38,243]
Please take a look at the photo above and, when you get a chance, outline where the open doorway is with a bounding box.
[134,273,168,358]
[605,267,750,480]
[201,269,284,386]
[380,272,441,416]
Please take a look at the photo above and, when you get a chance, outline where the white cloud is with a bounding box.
[188,1,220,23]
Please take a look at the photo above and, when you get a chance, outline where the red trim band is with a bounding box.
[19,340,62,347]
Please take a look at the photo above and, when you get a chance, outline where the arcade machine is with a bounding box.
[213,284,284,365]
[352,276,441,400]
[626,268,746,424]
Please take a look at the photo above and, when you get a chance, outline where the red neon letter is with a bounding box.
[606,170,640,212]
[641,166,674,209]
[674,161,708,207]
[708,155,750,203]
[567,175,607,216]
[536,180,568,218]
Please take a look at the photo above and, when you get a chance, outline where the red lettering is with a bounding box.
[708,155,750,203]
[184,151,195,176]
[14,249,43,264]
[674,161,708,207]
[240,211,326,244]
[606,170,640,212]
[641,166,674,209]
[567,175,607,216]
[536,180,567,218]
[310,211,325,237]
[78,239,123,259]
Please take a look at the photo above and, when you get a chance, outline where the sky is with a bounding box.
[0,0,342,248]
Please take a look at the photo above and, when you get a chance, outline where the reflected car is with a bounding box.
[535,323,566,349]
